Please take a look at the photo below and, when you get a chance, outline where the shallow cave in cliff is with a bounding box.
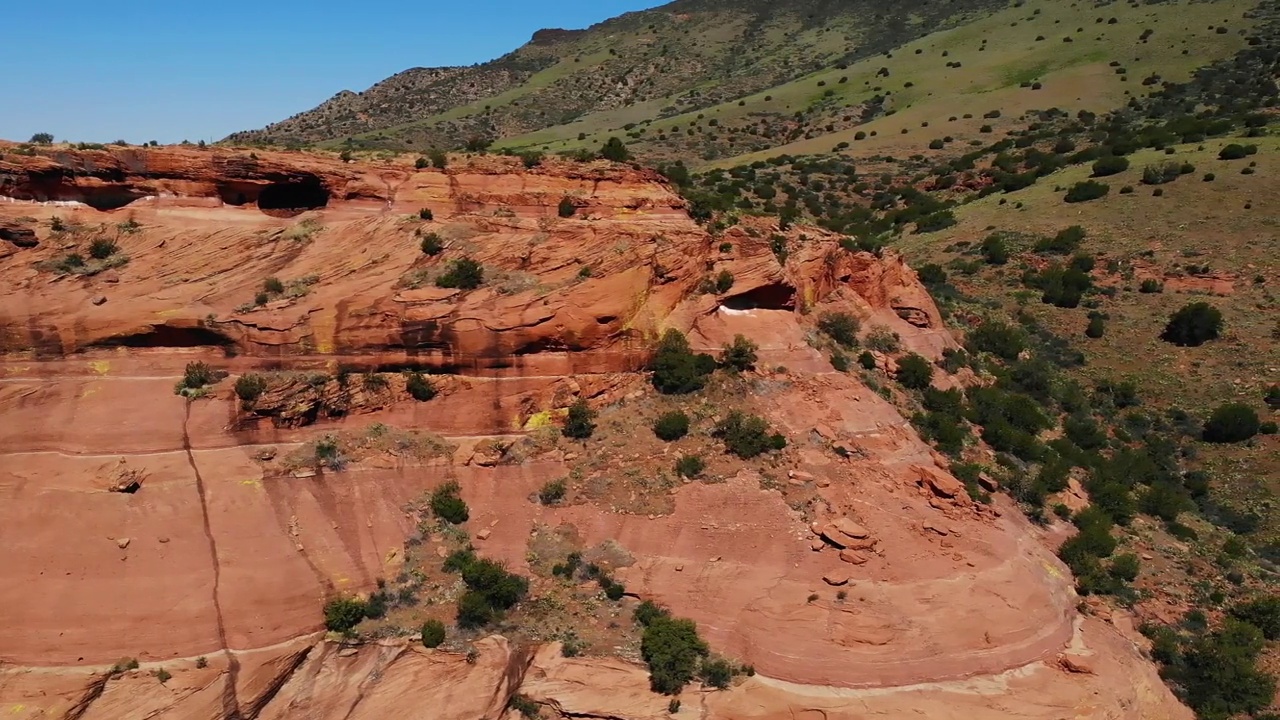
[256,178,329,214]
[95,325,234,349]
[721,283,797,311]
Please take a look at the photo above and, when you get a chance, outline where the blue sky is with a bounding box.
[2,0,661,144]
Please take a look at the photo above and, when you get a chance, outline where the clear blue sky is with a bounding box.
[2,0,661,144]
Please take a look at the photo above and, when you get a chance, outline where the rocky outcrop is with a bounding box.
[0,148,1190,719]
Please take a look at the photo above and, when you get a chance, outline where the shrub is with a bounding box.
[599,137,631,162]
[234,374,268,403]
[1141,162,1181,185]
[448,554,529,628]
[538,478,567,505]
[558,196,577,218]
[700,658,734,689]
[1139,278,1163,293]
[1091,156,1129,177]
[713,411,785,459]
[1175,620,1275,718]
[30,132,54,144]
[89,238,119,260]
[429,150,448,169]
[431,480,469,524]
[435,258,484,289]
[967,320,1024,360]
[1218,143,1249,160]
[674,454,705,478]
[1203,403,1260,443]
[508,695,541,719]
[420,232,444,255]
[817,312,860,348]
[896,353,934,389]
[637,607,709,694]
[653,410,691,441]
[418,207,434,220]
[457,591,495,628]
[858,350,877,370]
[263,276,285,294]
[650,329,716,395]
[704,268,736,295]
[1085,315,1106,338]
[1035,226,1085,255]
[1064,181,1109,203]
[1229,597,1280,640]
[562,399,596,439]
[980,234,1008,265]
[1160,302,1222,346]
[179,361,223,390]
[421,618,446,648]
[404,371,436,401]
[918,263,948,285]
[720,334,758,372]
[864,326,900,354]
[415,157,429,170]
[324,596,368,633]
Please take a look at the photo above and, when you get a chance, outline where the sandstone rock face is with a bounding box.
[0,147,1190,719]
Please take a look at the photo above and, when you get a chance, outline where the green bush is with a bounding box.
[713,269,734,294]
[700,657,734,689]
[1141,162,1182,185]
[637,605,709,694]
[538,478,567,505]
[421,618,446,648]
[448,552,530,628]
[966,320,1025,360]
[508,694,541,719]
[1203,403,1260,443]
[1218,143,1249,160]
[1091,156,1129,177]
[674,454,705,478]
[858,351,877,370]
[650,329,716,395]
[324,596,368,633]
[234,374,268,403]
[1034,226,1085,255]
[1229,597,1280,640]
[431,480,469,524]
[1085,315,1106,338]
[420,232,444,255]
[917,263,948,285]
[1160,302,1222,347]
[896,353,934,389]
[979,234,1009,265]
[89,238,119,260]
[1064,181,1110,203]
[435,258,484,289]
[418,207,433,220]
[713,411,785,459]
[404,371,436,401]
[179,361,224,390]
[599,137,631,162]
[429,150,448,169]
[1175,620,1276,719]
[653,411,690,441]
[1139,278,1163,293]
[457,590,495,628]
[817,312,860,348]
[720,334,757,372]
[562,398,596,439]
[558,196,576,218]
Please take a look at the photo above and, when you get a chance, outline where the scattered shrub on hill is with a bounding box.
[562,398,596,439]
[431,480,469,524]
[1139,278,1163,293]
[429,150,448,169]
[1035,226,1085,255]
[858,351,878,370]
[404,371,436,401]
[896,353,934,389]
[418,207,433,220]
[177,361,226,394]
[1218,143,1249,160]
[1166,619,1276,719]
[1086,315,1106,338]
[674,454,705,478]
[415,157,429,170]
[447,551,530,629]
[966,320,1025,360]
[714,269,735,294]
[720,335,758,372]
[558,196,577,218]
[865,326,901,353]
[713,411,786,459]
[817,312,860,348]
[1203,403,1260,444]
[1065,181,1110,203]
[650,329,716,395]
[980,234,1009,265]
[435,257,484,289]
[914,209,956,234]
[599,137,631,162]
[653,410,690,441]
[324,596,368,633]
[917,263,948,285]
[1160,302,1222,347]
[421,618,446,648]
[1141,162,1182,185]
[1229,597,1280,640]
[636,603,709,695]
[234,374,268,404]
[420,232,444,255]
[1091,156,1130,177]
[89,238,119,260]
[538,478,567,505]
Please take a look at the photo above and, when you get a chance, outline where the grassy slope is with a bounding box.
[897,134,1279,541]
[493,0,1254,166]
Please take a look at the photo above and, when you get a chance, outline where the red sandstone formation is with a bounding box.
[0,146,1189,719]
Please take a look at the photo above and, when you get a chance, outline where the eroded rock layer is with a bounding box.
[0,147,1188,719]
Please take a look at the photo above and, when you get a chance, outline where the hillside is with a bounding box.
[226,0,1006,154]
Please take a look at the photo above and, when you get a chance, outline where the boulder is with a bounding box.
[1058,653,1095,674]
[832,517,870,539]
[917,465,964,499]
[822,572,851,586]
[838,549,868,565]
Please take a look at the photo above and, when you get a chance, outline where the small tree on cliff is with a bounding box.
[562,398,596,439]
[29,132,54,145]
[650,329,716,395]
